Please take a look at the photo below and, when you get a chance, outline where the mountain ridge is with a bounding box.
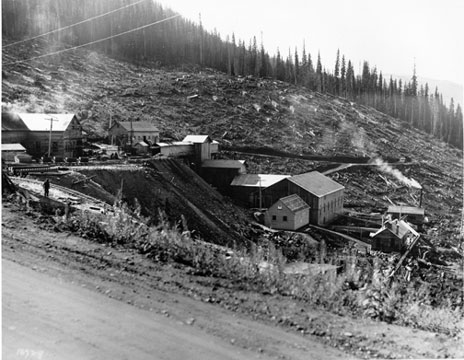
[385,73,463,106]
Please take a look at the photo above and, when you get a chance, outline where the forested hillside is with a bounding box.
[2,0,462,149]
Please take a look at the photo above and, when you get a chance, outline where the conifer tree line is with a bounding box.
[2,0,462,149]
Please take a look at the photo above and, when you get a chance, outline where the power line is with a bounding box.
[4,14,181,66]
[2,0,148,49]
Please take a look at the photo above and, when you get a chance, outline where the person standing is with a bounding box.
[43,178,50,197]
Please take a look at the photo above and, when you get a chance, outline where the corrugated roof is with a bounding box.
[17,113,76,131]
[202,160,246,169]
[117,121,159,132]
[288,171,344,197]
[387,206,424,216]
[183,135,212,143]
[2,143,26,152]
[230,174,291,187]
[135,141,149,147]
[279,194,310,212]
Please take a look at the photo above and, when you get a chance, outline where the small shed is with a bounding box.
[370,219,420,253]
[93,144,119,157]
[387,205,425,225]
[264,194,310,231]
[2,143,26,162]
[134,141,149,155]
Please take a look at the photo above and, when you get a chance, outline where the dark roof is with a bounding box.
[2,112,29,131]
[279,194,310,212]
[116,121,159,132]
[387,206,425,216]
[202,160,246,169]
[288,171,344,197]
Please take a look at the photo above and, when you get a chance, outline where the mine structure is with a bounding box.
[1,110,430,261]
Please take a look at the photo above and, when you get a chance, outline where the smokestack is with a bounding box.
[419,188,423,208]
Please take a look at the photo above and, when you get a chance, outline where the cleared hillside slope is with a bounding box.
[2,38,462,247]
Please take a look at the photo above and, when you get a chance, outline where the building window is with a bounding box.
[272,215,276,221]
[283,216,288,222]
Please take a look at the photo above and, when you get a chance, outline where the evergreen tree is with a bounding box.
[316,52,323,92]
[334,49,340,95]
[340,55,346,96]
[294,47,300,85]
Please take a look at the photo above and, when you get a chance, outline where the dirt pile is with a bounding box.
[76,159,254,247]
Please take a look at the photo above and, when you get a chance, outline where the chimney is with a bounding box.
[419,188,423,208]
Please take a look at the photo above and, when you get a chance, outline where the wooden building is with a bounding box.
[2,112,83,158]
[261,171,344,226]
[264,194,310,230]
[387,205,425,225]
[201,159,246,192]
[1,143,27,162]
[230,174,291,207]
[182,135,212,162]
[134,141,149,155]
[108,120,159,147]
[155,138,219,160]
[370,219,420,253]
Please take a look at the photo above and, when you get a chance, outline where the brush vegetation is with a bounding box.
[60,202,462,337]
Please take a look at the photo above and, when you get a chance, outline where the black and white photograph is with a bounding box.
[2,0,463,359]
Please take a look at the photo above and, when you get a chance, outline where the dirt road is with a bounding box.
[3,203,463,359]
[3,259,270,360]
[2,208,353,360]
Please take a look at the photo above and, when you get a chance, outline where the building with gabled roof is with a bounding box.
[108,120,159,147]
[289,171,344,197]
[264,194,310,230]
[262,171,344,225]
[183,135,212,162]
[1,112,83,158]
[1,143,26,162]
[182,135,212,143]
[370,219,420,252]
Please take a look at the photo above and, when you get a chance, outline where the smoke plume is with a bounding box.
[370,157,422,189]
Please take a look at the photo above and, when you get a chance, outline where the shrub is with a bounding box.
[62,204,463,336]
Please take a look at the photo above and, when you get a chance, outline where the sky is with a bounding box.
[158,0,463,92]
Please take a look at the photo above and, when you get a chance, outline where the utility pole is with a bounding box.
[109,114,114,145]
[46,116,59,157]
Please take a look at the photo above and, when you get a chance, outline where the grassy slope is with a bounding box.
[2,39,462,247]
